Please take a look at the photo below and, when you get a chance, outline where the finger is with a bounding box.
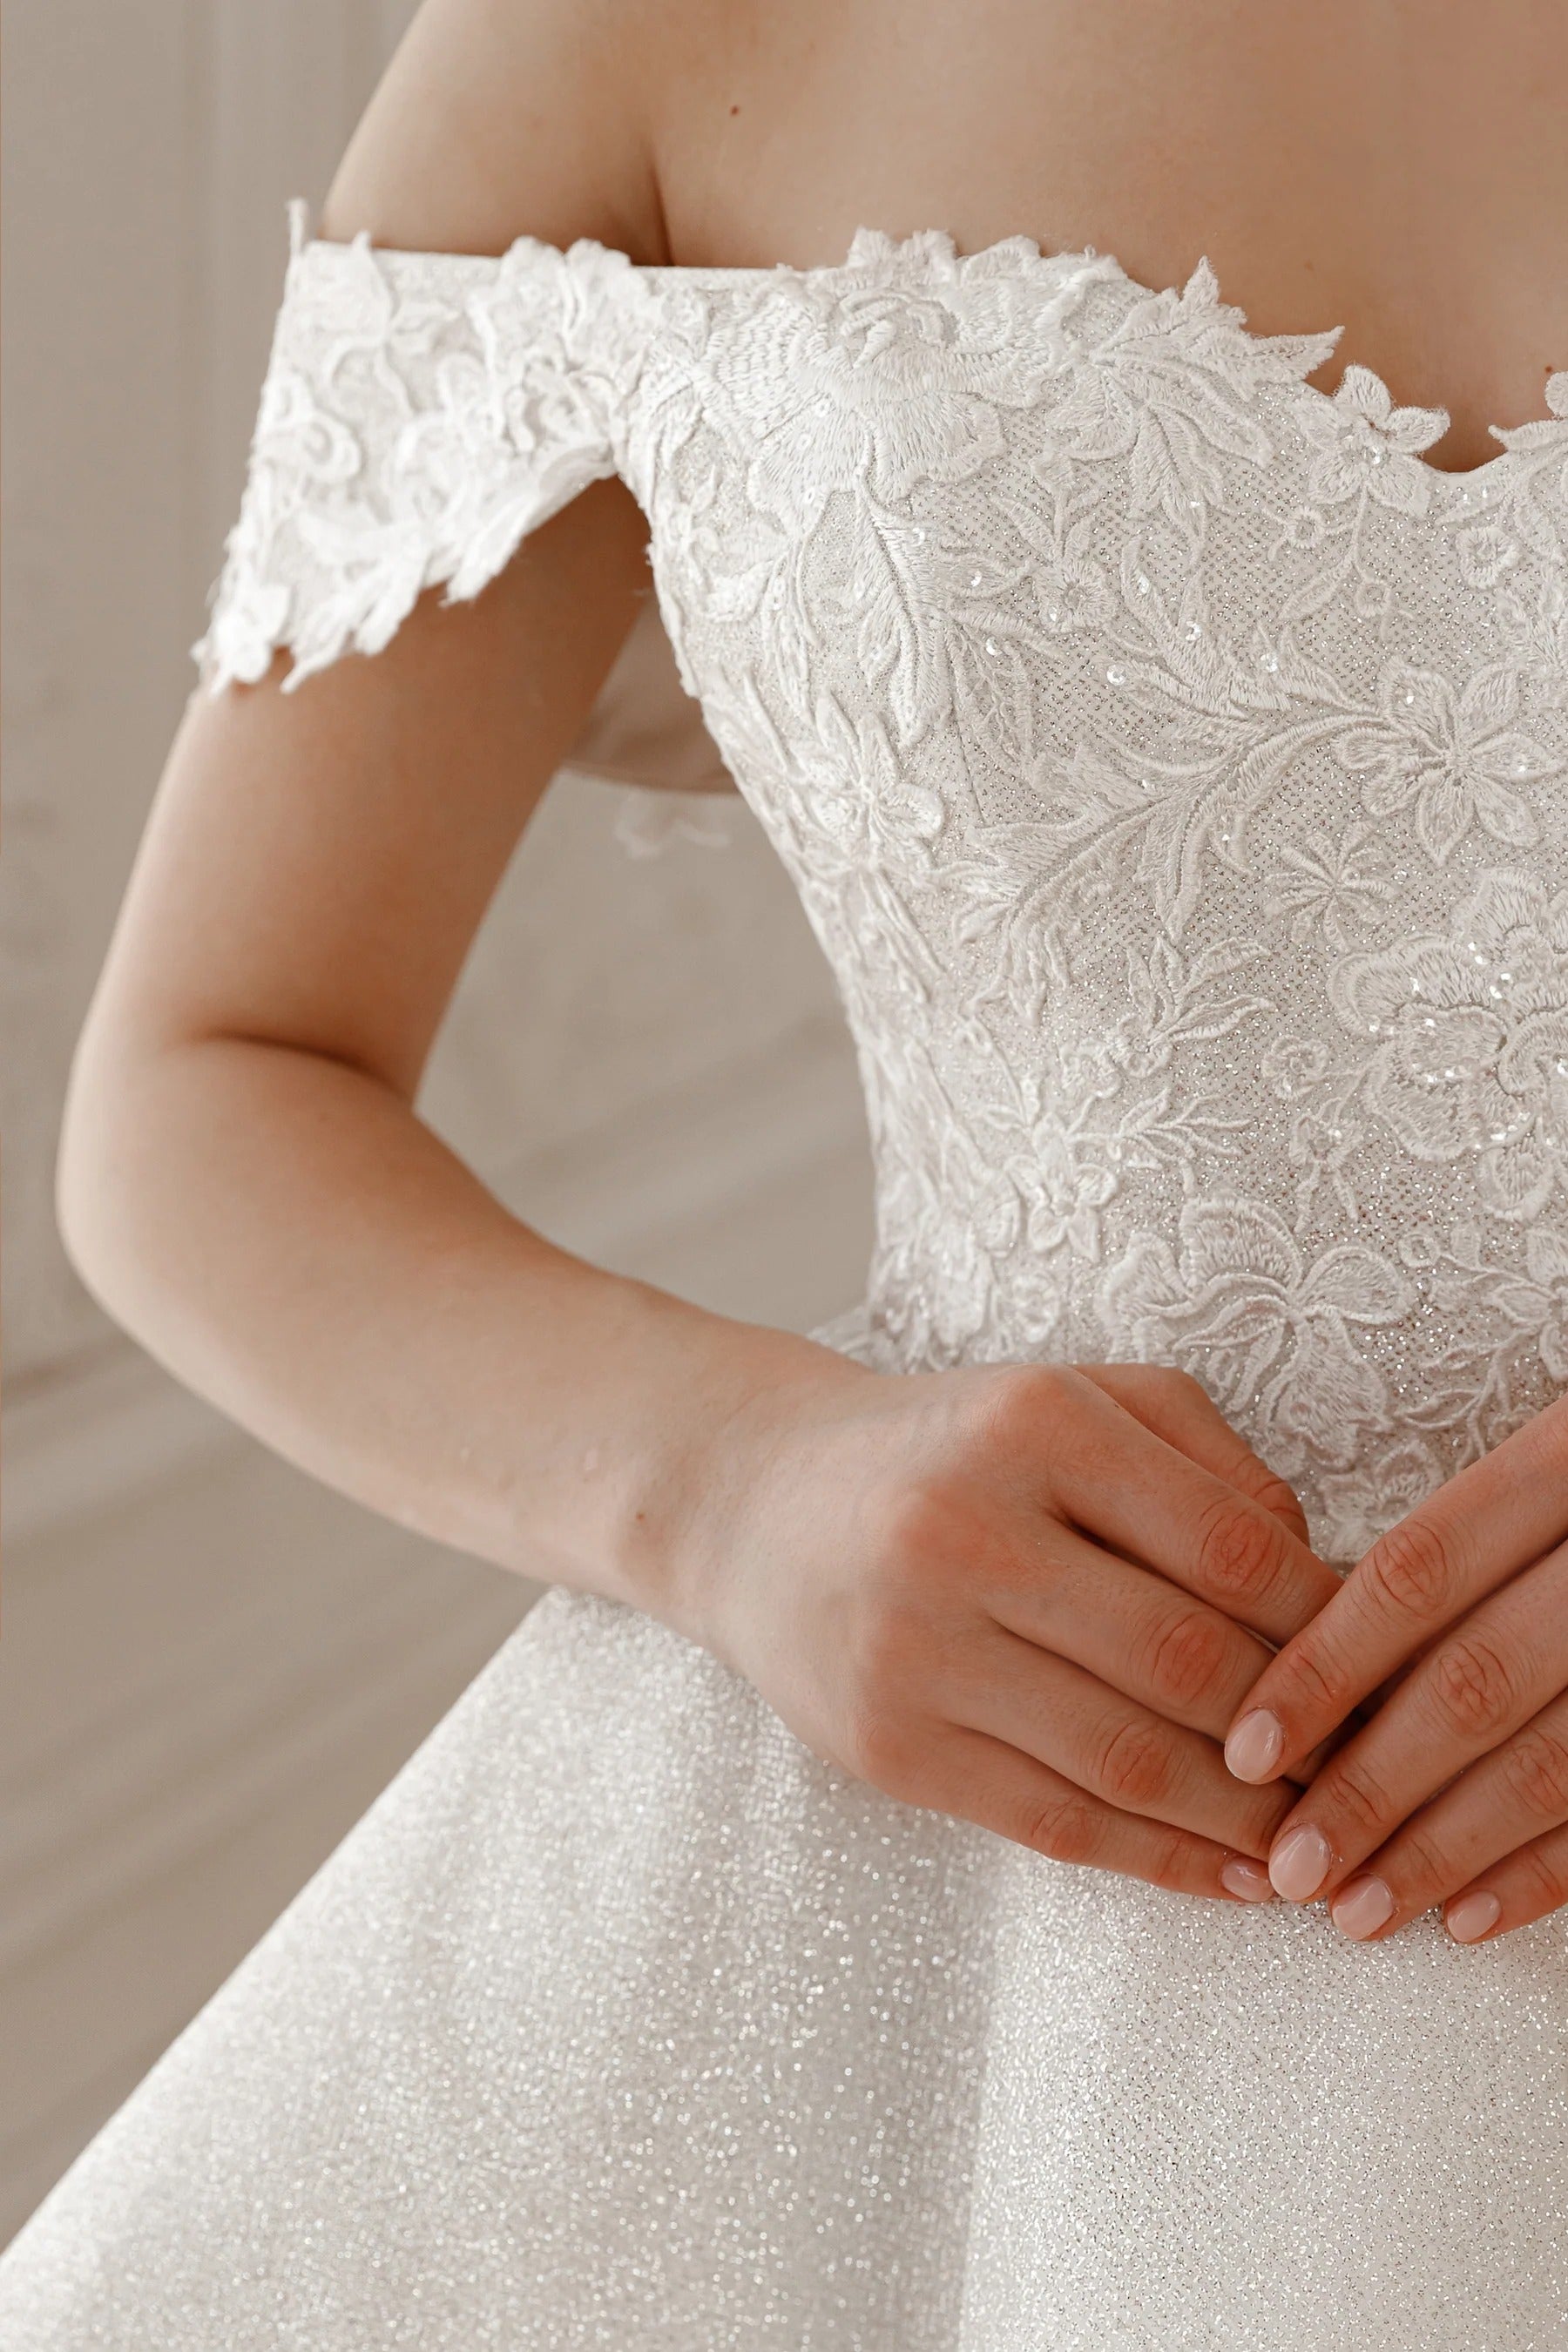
[1251,1544,1568,1902]
[991,1514,1276,1740]
[1223,1415,1568,1781]
[933,1721,1279,1904]
[1073,1364,1312,1545]
[1317,1690,1568,1942]
[990,1523,1338,1786]
[1037,1369,1343,1646]
[944,1627,1297,1855]
[1443,1818,1568,1944]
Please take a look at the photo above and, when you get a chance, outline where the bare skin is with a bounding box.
[347,0,1568,473]
[57,0,1567,1926]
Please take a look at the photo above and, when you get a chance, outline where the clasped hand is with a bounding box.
[687,1352,1568,1944]
[1224,1391,1568,1946]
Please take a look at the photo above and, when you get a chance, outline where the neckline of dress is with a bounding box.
[301,206,1562,496]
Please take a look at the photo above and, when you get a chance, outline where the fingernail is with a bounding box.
[1225,1709,1285,1782]
[1268,1822,1332,1901]
[1446,1890,1502,1944]
[1331,1875,1395,1939]
[1220,1856,1275,1903]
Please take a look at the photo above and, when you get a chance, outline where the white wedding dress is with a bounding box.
[4,201,1568,2349]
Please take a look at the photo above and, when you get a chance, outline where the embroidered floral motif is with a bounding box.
[1483,1225,1568,1383]
[1490,368,1568,456]
[1260,1035,1330,1098]
[1098,1193,1415,1472]
[995,1102,1120,1260]
[1316,1436,1448,1565]
[1038,257,1341,543]
[194,224,625,689]
[1297,363,1450,519]
[199,212,1568,1559]
[1329,868,1568,1220]
[698,247,1097,531]
[1260,819,1397,950]
[1335,664,1559,866]
[1456,524,1520,591]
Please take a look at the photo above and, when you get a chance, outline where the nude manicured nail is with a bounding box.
[1224,1709,1284,1782]
[1220,1857,1275,1903]
[1446,1891,1502,1944]
[1268,1822,1332,1901]
[1331,1876,1395,1939]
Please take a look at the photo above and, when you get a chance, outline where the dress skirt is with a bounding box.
[1,1523,1564,2348]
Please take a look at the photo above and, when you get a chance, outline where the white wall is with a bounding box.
[0,0,874,2242]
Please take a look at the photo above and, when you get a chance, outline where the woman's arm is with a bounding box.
[61,0,1344,1903]
[57,0,829,1628]
[57,490,837,1624]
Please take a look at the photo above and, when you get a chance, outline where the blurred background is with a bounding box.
[1,0,873,2246]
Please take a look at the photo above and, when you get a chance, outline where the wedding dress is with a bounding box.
[3,199,1567,2349]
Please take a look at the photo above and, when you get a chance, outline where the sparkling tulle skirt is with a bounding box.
[2,1324,1565,2349]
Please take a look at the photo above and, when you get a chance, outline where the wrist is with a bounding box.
[618,1319,874,1656]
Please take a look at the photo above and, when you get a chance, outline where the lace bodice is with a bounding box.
[200,201,1568,1566]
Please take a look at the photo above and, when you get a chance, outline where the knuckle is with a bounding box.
[1146,1605,1233,1712]
[1139,1364,1209,1413]
[1022,1789,1105,1868]
[841,1694,921,1794]
[1424,1634,1520,1742]
[979,1362,1082,1453]
[1247,1467,1308,1528]
[840,1697,904,1784]
[1277,1639,1350,1724]
[875,1472,961,1567]
[1389,1821,1453,1897]
[1144,1822,1203,1895]
[1501,1725,1568,1821]
[1194,1493,1284,1607]
[1324,1754,1397,1842]
[1093,1718,1177,1811]
[1363,1517,1457,1625]
[1254,1781,1301,1845]
[1505,1841,1565,1913]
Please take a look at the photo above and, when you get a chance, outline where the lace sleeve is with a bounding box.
[193,200,649,693]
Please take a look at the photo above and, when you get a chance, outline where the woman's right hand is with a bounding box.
[672,1355,1347,1904]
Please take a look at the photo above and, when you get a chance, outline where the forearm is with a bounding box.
[57,1031,849,1628]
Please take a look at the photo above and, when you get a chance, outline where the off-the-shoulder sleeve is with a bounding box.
[193,200,654,692]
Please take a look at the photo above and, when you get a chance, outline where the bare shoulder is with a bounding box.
[320,0,730,263]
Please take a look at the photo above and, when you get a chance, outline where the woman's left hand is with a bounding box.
[1220,1394,1568,1945]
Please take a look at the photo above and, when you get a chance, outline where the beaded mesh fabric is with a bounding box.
[3,199,1566,2346]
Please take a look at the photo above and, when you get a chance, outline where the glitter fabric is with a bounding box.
[3,205,1567,2346]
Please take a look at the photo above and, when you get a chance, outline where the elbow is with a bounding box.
[55,1078,118,1318]
[54,1032,159,1333]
